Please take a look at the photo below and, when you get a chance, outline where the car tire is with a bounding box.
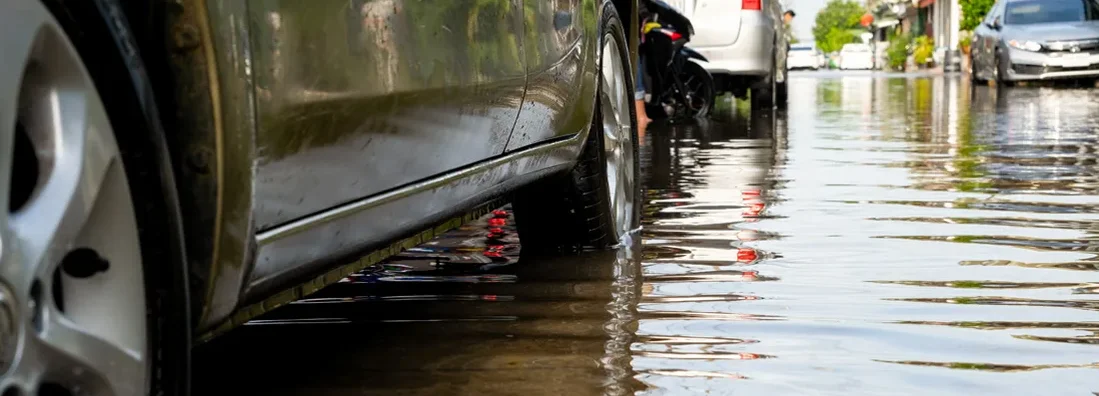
[776,81,788,107]
[751,53,777,110]
[2,1,193,395]
[969,52,986,84]
[775,65,788,106]
[994,51,1014,87]
[682,60,716,118]
[512,3,641,253]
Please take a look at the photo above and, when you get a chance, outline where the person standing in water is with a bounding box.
[635,1,653,139]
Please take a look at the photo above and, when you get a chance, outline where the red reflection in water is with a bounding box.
[737,248,758,263]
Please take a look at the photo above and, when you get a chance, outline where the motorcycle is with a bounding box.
[640,0,715,121]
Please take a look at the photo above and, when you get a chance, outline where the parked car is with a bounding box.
[664,0,789,107]
[839,43,875,70]
[788,43,824,70]
[971,0,1099,85]
[0,0,641,395]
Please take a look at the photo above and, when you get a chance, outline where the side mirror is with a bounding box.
[988,18,1002,30]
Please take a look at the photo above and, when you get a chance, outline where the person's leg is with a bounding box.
[635,55,650,139]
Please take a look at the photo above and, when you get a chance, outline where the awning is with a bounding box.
[918,0,934,8]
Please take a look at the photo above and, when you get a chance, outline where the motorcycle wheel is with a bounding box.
[681,60,715,118]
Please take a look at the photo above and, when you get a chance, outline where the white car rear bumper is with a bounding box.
[690,13,775,77]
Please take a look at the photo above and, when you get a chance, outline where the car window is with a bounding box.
[841,44,870,52]
[1005,0,1099,24]
[790,47,813,51]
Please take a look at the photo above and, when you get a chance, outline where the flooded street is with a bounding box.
[195,74,1099,395]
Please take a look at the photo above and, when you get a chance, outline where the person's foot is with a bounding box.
[635,100,651,138]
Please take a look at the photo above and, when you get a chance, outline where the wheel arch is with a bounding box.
[610,0,639,68]
[114,0,253,333]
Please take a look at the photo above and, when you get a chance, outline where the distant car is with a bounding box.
[788,44,823,70]
[668,0,790,107]
[839,43,875,70]
[971,0,1099,85]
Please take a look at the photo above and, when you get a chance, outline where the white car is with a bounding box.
[666,0,789,107]
[839,43,875,70]
[787,44,823,70]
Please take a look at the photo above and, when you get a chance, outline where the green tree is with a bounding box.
[813,0,866,52]
[821,27,858,53]
[960,0,996,31]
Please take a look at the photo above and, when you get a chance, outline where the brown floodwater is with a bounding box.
[195,73,1099,395]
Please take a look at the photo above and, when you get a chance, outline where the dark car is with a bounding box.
[0,0,641,394]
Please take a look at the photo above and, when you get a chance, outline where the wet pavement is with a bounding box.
[194,74,1099,395]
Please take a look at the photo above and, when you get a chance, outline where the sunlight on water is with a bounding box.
[636,76,1099,395]
[197,75,1099,396]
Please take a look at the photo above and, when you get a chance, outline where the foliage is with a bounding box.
[886,32,910,70]
[913,35,935,65]
[820,28,859,53]
[959,32,972,50]
[813,0,867,52]
[960,0,996,31]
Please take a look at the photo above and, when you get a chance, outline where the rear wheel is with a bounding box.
[775,63,788,106]
[682,61,715,118]
[513,5,641,253]
[751,51,777,110]
[1,1,189,395]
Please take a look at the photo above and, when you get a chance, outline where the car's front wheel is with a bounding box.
[0,1,190,395]
[969,52,985,84]
[513,4,641,253]
[994,51,1015,87]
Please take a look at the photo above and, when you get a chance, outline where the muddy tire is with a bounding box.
[513,4,641,254]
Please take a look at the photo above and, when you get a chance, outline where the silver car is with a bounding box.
[971,0,1099,84]
[664,0,789,107]
[0,0,641,394]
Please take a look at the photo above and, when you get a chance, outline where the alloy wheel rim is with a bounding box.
[598,32,636,241]
[683,72,708,114]
[0,2,148,395]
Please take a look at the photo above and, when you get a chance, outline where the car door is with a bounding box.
[507,0,591,150]
[248,0,528,230]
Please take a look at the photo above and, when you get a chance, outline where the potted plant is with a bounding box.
[959,32,972,55]
[914,36,935,68]
[886,32,910,71]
